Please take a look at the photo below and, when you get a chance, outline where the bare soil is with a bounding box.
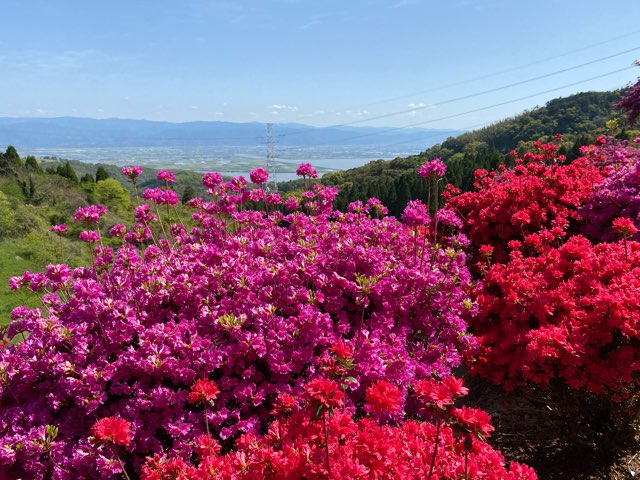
[465,379,640,480]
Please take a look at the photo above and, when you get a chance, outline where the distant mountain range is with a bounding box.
[0,117,462,148]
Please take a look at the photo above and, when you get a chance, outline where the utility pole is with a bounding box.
[265,123,278,192]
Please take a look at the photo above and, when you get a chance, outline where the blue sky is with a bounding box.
[2,0,640,128]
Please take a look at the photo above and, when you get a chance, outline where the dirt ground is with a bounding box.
[465,379,640,480]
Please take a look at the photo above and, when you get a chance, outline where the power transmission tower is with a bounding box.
[265,123,278,192]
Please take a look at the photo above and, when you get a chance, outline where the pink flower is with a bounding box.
[418,157,446,178]
[266,193,282,206]
[249,168,269,185]
[284,196,300,210]
[121,165,142,178]
[109,224,127,238]
[202,172,223,188]
[157,170,176,183]
[402,200,429,227]
[188,379,220,404]
[73,205,107,224]
[296,163,318,178]
[79,230,100,243]
[51,224,67,233]
[92,417,132,446]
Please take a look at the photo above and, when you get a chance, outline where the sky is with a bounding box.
[2,0,640,129]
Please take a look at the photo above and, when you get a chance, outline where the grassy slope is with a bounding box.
[0,239,41,324]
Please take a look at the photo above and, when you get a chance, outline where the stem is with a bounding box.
[154,203,169,242]
[353,302,366,359]
[323,409,331,478]
[433,180,439,241]
[426,414,441,480]
[464,442,468,480]
[132,182,140,208]
[114,451,132,480]
[204,403,213,457]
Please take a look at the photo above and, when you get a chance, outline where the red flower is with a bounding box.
[365,380,403,415]
[452,406,494,439]
[92,417,132,446]
[331,340,353,360]
[612,217,638,238]
[479,245,494,257]
[440,376,469,400]
[188,379,220,404]
[303,378,344,412]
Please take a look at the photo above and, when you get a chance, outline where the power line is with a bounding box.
[275,46,640,139]
[273,64,636,156]
[285,28,640,125]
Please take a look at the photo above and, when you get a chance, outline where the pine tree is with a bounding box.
[95,165,110,182]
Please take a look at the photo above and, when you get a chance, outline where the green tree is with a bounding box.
[56,162,79,184]
[24,156,43,173]
[181,186,196,204]
[4,146,22,167]
[94,178,130,213]
[80,173,95,184]
[95,165,110,182]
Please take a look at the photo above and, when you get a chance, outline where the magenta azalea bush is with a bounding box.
[579,139,640,242]
[0,170,476,478]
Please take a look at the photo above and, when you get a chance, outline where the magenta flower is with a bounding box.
[157,170,176,183]
[249,168,269,185]
[121,165,143,180]
[51,224,68,233]
[79,230,100,243]
[296,163,318,178]
[73,205,107,224]
[418,157,446,178]
[202,172,223,188]
[401,200,429,227]
[109,224,127,238]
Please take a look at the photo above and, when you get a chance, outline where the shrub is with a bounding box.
[0,170,476,478]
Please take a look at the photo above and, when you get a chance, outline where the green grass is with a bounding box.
[0,239,42,325]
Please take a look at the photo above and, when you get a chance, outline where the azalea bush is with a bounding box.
[140,377,536,480]
[579,139,640,242]
[0,166,478,478]
[471,235,640,400]
[447,142,602,263]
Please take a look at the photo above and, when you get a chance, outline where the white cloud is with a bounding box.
[190,105,199,109]
[268,104,298,112]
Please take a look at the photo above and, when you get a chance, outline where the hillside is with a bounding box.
[310,90,635,216]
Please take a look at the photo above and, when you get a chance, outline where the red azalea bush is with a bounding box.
[141,377,536,480]
[470,235,640,400]
[447,143,602,263]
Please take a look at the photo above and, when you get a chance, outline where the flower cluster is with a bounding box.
[0,167,475,477]
[140,377,535,480]
[121,165,143,181]
[72,205,108,224]
[249,167,269,185]
[470,235,640,398]
[418,157,447,178]
[447,144,602,263]
[295,162,318,178]
[579,140,640,242]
